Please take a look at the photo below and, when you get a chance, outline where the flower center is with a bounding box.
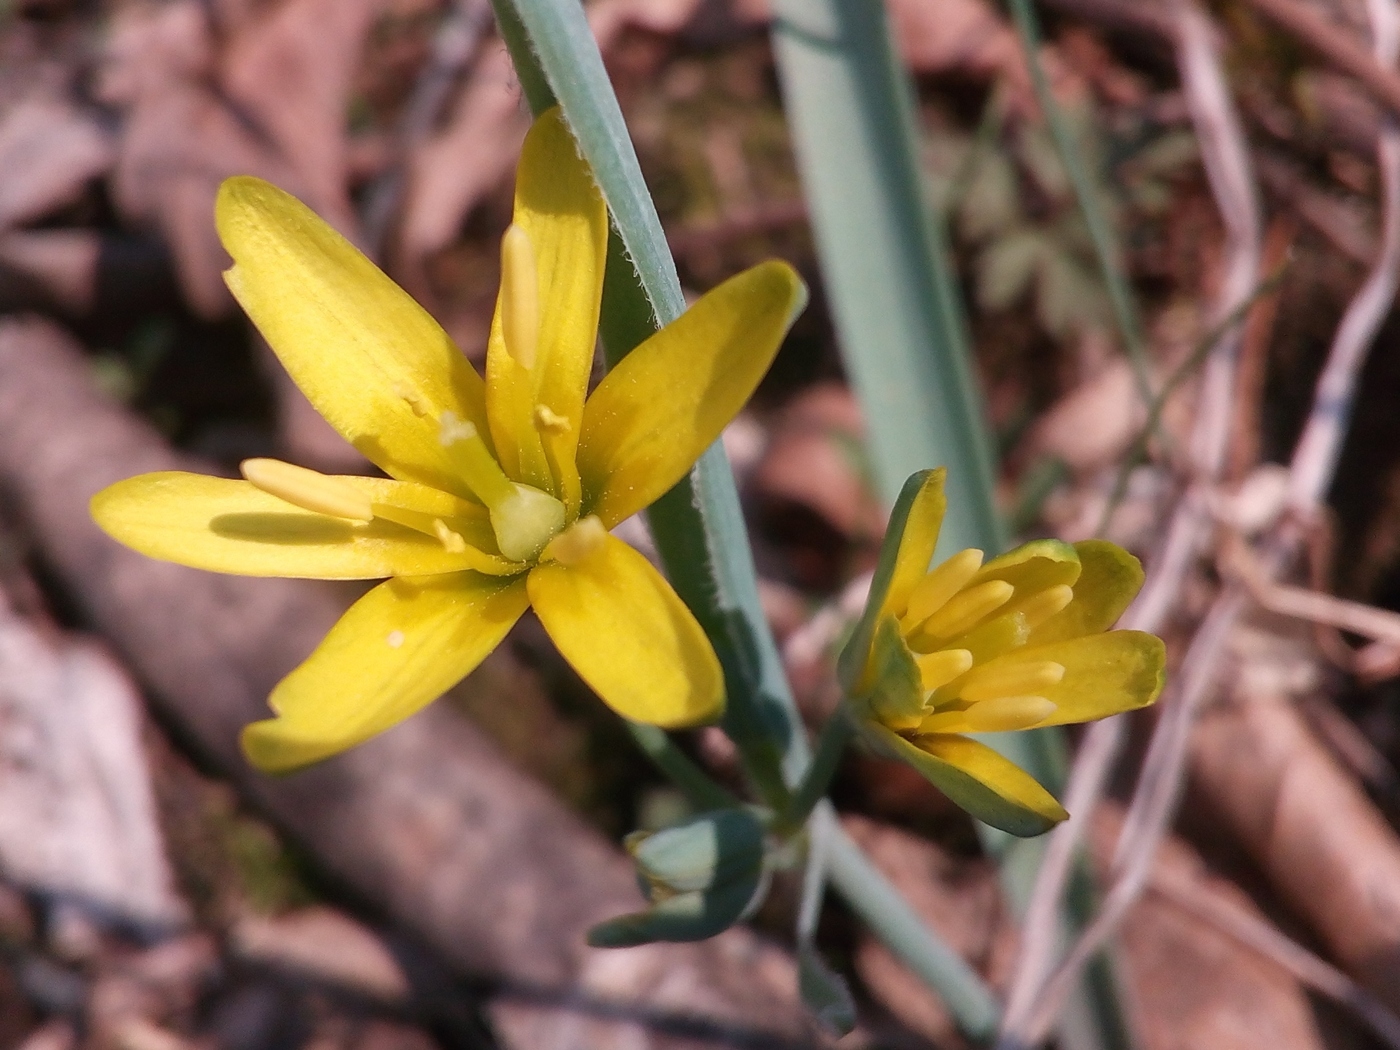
[438,412,565,562]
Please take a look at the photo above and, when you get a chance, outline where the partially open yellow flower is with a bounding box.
[91,108,807,773]
[838,469,1165,836]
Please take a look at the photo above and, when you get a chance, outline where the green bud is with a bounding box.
[590,809,769,948]
[626,808,766,897]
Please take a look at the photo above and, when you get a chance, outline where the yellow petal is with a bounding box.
[92,472,519,579]
[971,538,1082,620]
[1029,540,1145,645]
[971,630,1166,729]
[861,722,1067,836]
[484,108,608,505]
[837,468,946,692]
[578,260,807,528]
[528,533,723,726]
[921,613,1032,707]
[216,176,488,497]
[242,574,530,772]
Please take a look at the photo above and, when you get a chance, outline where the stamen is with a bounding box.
[543,515,607,567]
[241,458,373,521]
[433,519,467,553]
[534,405,571,433]
[902,549,984,626]
[393,383,429,418]
[923,696,1057,734]
[387,630,405,649]
[438,412,514,507]
[1018,584,1074,628]
[500,224,540,370]
[917,649,973,692]
[960,660,1065,703]
[915,580,1013,641]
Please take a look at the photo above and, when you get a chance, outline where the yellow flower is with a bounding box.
[91,108,807,773]
[838,469,1165,836]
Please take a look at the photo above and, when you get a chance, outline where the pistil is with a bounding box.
[438,411,566,561]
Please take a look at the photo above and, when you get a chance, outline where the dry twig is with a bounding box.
[1002,0,1400,1040]
[998,3,1264,1040]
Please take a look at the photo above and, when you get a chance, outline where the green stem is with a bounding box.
[1005,0,1153,407]
[826,814,1000,1041]
[775,708,855,834]
[489,3,997,1030]
[626,723,739,811]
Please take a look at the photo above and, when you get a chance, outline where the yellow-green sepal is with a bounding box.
[972,538,1081,612]
[837,468,946,693]
[861,722,1067,836]
[863,617,928,731]
[1029,540,1145,645]
[589,808,769,947]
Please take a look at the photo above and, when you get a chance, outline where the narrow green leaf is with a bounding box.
[798,945,857,1036]
[488,0,1004,1036]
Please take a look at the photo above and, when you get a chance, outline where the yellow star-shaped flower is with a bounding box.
[838,469,1165,836]
[91,108,806,773]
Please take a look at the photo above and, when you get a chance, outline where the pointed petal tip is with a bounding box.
[240,719,324,776]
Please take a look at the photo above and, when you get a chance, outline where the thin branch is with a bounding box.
[361,0,494,257]
[1243,0,1400,120]
[1149,869,1400,1050]
[997,5,1264,1042]
[1004,0,1400,1040]
[1006,0,1154,406]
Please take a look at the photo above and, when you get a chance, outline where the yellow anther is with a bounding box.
[240,458,373,522]
[902,549,984,626]
[438,411,514,507]
[923,696,1057,734]
[915,579,1013,641]
[500,224,540,370]
[534,405,571,433]
[1018,584,1074,628]
[960,660,1065,703]
[543,515,607,567]
[393,383,429,418]
[433,519,467,553]
[917,648,973,692]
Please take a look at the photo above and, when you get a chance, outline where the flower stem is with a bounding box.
[827,819,1001,1041]
[775,707,855,835]
[625,723,738,812]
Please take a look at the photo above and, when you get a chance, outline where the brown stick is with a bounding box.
[1243,0,1400,120]
[1191,690,1400,1013]
[0,317,804,1050]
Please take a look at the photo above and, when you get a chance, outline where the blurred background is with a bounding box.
[4,0,1400,1047]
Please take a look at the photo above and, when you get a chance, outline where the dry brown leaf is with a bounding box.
[231,907,411,1003]
[217,0,393,239]
[0,593,188,932]
[1091,804,1329,1050]
[100,3,299,318]
[394,43,527,304]
[749,382,881,544]
[0,230,101,316]
[0,98,113,231]
[1192,680,1400,1012]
